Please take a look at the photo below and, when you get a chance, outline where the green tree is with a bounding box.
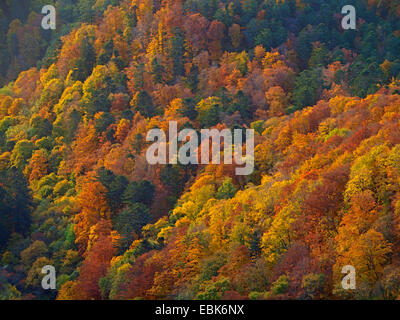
[291,68,323,110]
[196,97,221,127]
[168,27,185,77]
[122,180,155,206]
[10,140,34,170]
[216,178,237,199]
[131,91,155,118]
[113,203,151,250]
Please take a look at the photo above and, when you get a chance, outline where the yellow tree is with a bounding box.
[344,229,392,285]
[74,177,112,254]
[265,86,288,117]
[26,149,49,183]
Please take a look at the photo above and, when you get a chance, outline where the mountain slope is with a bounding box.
[0,0,400,300]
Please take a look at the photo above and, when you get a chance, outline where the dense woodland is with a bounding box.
[1,0,400,300]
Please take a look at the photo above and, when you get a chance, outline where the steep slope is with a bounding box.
[0,0,400,300]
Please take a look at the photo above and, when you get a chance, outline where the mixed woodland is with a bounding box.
[1,0,400,299]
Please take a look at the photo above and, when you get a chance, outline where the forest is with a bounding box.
[1,0,400,300]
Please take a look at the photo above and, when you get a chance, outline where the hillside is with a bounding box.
[1,0,400,300]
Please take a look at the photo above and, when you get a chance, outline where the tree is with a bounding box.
[185,65,199,92]
[0,167,31,247]
[97,39,114,65]
[216,178,237,199]
[26,149,49,183]
[20,240,48,269]
[183,14,209,54]
[265,86,288,117]
[291,68,323,110]
[207,20,225,60]
[229,24,242,49]
[270,275,289,296]
[81,66,113,116]
[301,273,325,299]
[74,233,115,299]
[150,57,165,84]
[255,28,274,49]
[107,175,129,210]
[168,27,185,77]
[10,140,34,170]
[130,91,155,118]
[74,179,112,254]
[113,203,151,251]
[196,97,221,127]
[76,39,96,82]
[349,230,392,285]
[26,257,53,289]
[72,123,99,173]
[309,44,330,68]
[94,112,114,134]
[122,180,155,206]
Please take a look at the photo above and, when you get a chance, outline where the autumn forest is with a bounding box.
[1,0,400,300]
